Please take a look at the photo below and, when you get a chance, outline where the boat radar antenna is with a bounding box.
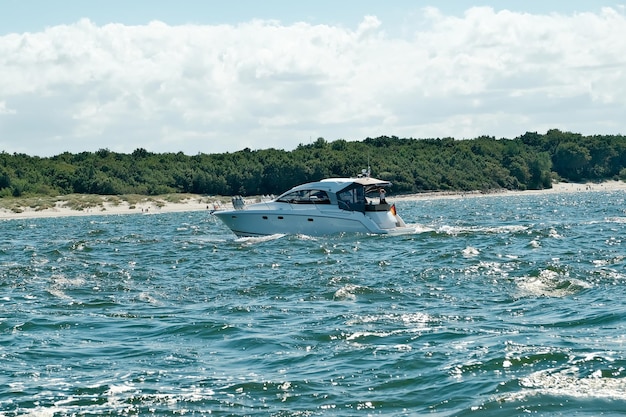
[357,155,371,178]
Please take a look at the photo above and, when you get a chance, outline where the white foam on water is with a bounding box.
[516,269,592,297]
[236,233,286,244]
[333,284,361,301]
[519,367,626,401]
[462,246,480,257]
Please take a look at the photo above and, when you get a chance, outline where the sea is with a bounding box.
[1,189,626,416]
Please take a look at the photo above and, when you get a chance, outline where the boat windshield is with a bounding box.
[276,189,331,204]
[337,183,366,212]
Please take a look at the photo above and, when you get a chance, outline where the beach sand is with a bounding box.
[0,195,228,220]
[1,181,625,221]
[393,180,626,201]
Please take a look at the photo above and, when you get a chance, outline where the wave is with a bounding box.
[516,269,592,297]
[514,366,626,401]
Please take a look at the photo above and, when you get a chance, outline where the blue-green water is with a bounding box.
[1,190,626,416]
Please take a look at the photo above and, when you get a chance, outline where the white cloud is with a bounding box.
[0,7,625,156]
[0,101,16,115]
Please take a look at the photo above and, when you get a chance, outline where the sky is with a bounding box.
[1,1,625,157]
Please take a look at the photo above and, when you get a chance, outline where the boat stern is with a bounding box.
[364,203,407,231]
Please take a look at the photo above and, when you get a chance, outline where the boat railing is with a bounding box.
[365,202,391,212]
[231,196,246,210]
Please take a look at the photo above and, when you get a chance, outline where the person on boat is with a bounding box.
[379,188,387,204]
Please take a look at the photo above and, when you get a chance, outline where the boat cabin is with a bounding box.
[274,177,392,213]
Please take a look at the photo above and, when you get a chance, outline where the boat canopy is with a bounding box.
[319,177,392,193]
[321,177,391,187]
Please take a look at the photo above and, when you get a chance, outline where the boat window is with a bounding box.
[337,184,365,212]
[276,189,330,204]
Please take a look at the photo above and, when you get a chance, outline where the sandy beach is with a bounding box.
[1,181,625,221]
[0,194,228,220]
[393,180,626,202]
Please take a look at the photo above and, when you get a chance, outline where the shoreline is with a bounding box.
[0,194,228,221]
[394,180,626,201]
[1,180,625,221]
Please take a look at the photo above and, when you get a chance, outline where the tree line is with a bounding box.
[1,129,625,198]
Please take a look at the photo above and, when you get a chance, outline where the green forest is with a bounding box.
[1,129,625,198]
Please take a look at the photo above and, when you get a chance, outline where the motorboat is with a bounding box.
[213,172,414,237]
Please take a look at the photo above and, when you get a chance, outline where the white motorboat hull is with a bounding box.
[213,175,413,237]
[214,206,409,237]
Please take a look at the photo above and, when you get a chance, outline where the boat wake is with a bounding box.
[235,234,286,244]
[382,223,432,235]
[438,224,529,235]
